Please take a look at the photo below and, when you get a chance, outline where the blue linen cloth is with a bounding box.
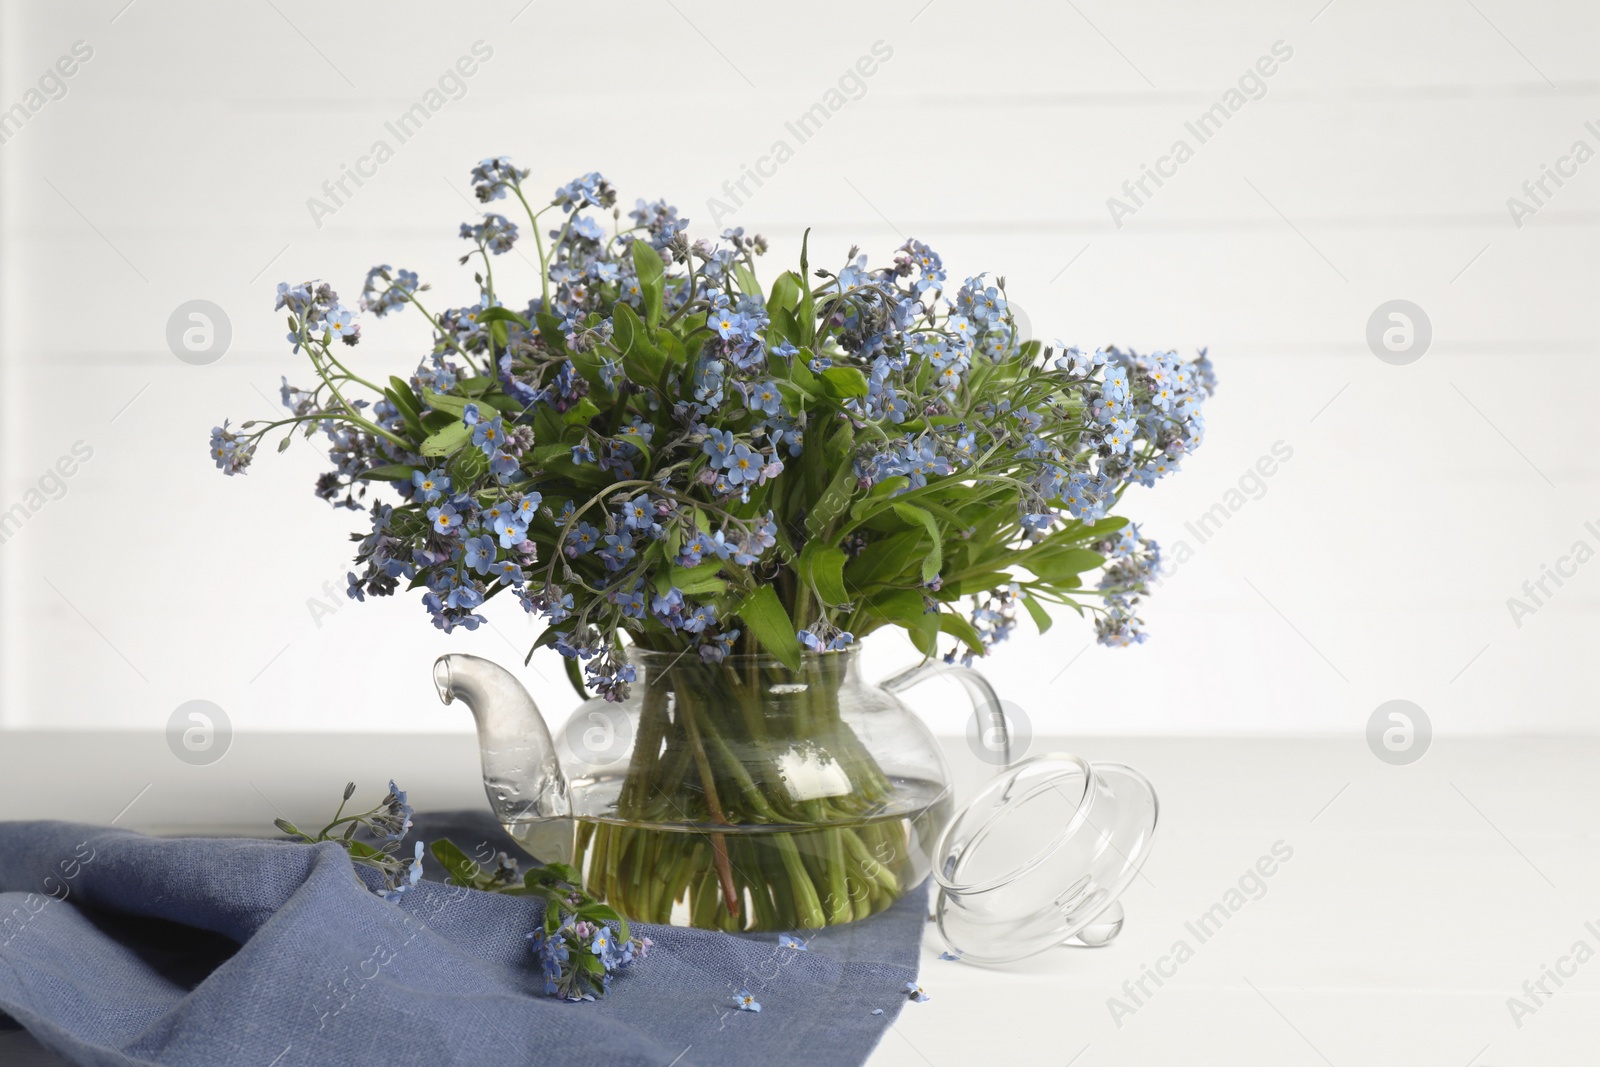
[0,812,927,1067]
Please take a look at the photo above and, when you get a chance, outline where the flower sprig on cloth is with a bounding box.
[431,840,652,1000]
[274,780,425,902]
[210,158,1214,701]
[279,781,649,999]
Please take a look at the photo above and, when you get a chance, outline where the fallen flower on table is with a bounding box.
[904,981,930,1003]
[273,780,426,901]
[526,911,650,1002]
[388,840,425,901]
[277,780,649,1001]
[937,950,962,961]
[499,858,650,1000]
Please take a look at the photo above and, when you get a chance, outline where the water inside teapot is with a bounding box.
[498,771,950,932]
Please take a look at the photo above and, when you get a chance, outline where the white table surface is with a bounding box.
[2,731,1596,1065]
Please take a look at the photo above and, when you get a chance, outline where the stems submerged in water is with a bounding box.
[675,683,740,921]
[576,653,919,931]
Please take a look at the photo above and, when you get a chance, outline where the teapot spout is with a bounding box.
[434,654,570,829]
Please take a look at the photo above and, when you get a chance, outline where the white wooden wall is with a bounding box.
[1,0,1595,736]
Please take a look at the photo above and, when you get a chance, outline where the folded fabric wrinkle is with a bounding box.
[0,811,925,1067]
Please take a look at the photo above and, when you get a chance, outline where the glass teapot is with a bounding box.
[434,646,1009,933]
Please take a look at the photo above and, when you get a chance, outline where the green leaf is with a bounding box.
[538,861,583,886]
[849,477,909,521]
[798,228,816,346]
[862,589,937,656]
[422,390,472,417]
[734,263,763,302]
[682,575,729,597]
[806,464,857,539]
[561,398,601,426]
[447,445,488,485]
[823,417,855,466]
[387,376,423,411]
[773,379,811,416]
[384,377,425,439]
[820,366,869,399]
[429,839,486,888]
[611,302,666,383]
[843,528,924,589]
[420,421,470,457]
[938,610,985,655]
[765,306,799,347]
[533,404,564,443]
[657,329,688,368]
[564,655,590,700]
[768,514,798,566]
[944,571,1015,597]
[533,440,574,465]
[566,346,610,391]
[734,585,802,669]
[799,541,850,605]
[679,313,709,362]
[1042,515,1127,548]
[862,497,962,537]
[669,559,728,597]
[476,306,532,330]
[781,350,820,396]
[358,464,416,482]
[535,311,568,351]
[610,298,637,342]
[1021,593,1054,634]
[891,502,943,585]
[421,410,457,434]
[1026,548,1105,582]
[480,393,527,416]
[632,240,666,329]
[768,271,803,314]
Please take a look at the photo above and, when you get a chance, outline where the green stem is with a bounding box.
[571,654,910,932]
[675,684,741,922]
[775,832,827,930]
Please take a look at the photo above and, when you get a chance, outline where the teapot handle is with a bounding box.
[881,660,1011,767]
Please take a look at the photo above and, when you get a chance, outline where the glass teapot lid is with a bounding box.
[931,753,1159,965]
